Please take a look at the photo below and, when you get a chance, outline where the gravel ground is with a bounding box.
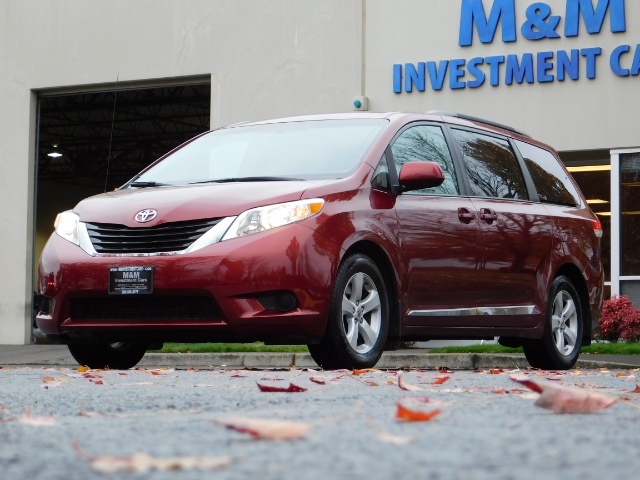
[1,366,640,480]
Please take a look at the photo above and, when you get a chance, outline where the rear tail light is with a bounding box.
[591,218,603,238]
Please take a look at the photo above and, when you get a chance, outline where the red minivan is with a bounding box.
[36,112,603,370]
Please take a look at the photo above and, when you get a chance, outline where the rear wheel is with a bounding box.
[67,342,148,370]
[523,276,583,370]
[308,253,389,370]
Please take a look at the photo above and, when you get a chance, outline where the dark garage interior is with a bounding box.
[34,82,211,264]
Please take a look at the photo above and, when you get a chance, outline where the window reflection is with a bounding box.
[391,125,459,195]
[451,129,528,200]
[515,140,579,206]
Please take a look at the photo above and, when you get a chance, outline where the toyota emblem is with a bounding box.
[135,209,158,223]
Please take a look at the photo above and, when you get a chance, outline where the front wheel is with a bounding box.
[308,253,389,370]
[68,342,148,370]
[523,276,583,370]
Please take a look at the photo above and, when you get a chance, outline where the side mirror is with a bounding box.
[398,161,445,192]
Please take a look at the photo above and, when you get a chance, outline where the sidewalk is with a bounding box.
[1,345,639,370]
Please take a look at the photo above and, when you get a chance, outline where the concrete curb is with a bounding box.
[2,346,638,370]
[137,352,640,371]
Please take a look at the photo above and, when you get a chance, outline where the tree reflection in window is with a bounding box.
[514,140,579,206]
[391,126,459,195]
[452,129,528,200]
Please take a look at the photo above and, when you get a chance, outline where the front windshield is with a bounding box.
[133,119,388,185]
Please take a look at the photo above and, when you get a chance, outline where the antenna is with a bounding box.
[103,73,119,192]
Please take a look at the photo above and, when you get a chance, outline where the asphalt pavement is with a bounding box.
[1,344,639,370]
[1,366,640,480]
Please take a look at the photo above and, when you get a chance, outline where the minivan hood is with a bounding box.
[73,180,331,227]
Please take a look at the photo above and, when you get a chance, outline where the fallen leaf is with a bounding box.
[215,417,311,440]
[17,409,57,426]
[77,366,88,373]
[395,404,441,422]
[309,376,327,385]
[41,376,63,387]
[488,369,504,375]
[256,382,307,393]
[352,368,380,376]
[629,385,640,394]
[511,376,616,414]
[73,443,233,473]
[365,381,379,387]
[431,376,451,385]
[398,375,424,391]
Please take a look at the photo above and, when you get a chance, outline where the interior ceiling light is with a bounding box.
[47,152,63,158]
[566,165,611,173]
[622,182,640,187]
[586,199,609,204]
[595,212,612,216]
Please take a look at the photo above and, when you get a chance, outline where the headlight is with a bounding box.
[221,199,324,241]
[54,210,80,245]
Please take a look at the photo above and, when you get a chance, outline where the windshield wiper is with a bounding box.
[190,176,304,185]
[129,181,170,188]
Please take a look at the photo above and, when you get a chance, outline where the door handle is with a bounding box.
[479,208,498,223]
[458,207,475,223]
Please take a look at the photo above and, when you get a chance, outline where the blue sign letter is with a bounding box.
[565,0,626,37]
[459,0,517,46]
[405,63,426,92]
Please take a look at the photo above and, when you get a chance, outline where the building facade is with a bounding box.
[1,0,638,344]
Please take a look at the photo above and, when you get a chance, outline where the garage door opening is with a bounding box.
[35,82,211,269]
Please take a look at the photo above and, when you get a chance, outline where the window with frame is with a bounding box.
[390,125,459,195]
[514,140,580,206]
[451,129,528,200]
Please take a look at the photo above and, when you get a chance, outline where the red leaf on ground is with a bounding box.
[431,376,450,385]
[395,404,441,422]
[256,382,307,393]
[365,381,379,387]
[215,417,311,440]
[511,376,616,413]
[629,385,640,394]
[488,369,504,375]
[309,376,327,385]
[352,368,379,376]
[41,375,56,383]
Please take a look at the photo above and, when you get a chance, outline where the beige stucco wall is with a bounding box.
[1,0,639,343]
[366,0,640,151]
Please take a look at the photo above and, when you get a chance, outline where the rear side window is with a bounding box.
[390,125,459,195]
[451,129,528,200]
[514,140,580,206]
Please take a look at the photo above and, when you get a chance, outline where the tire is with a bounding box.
[308,253,389,370]
[523,276,583,370]
[68,342,148,370]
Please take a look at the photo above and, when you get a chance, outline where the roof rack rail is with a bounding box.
[427,110,530,138]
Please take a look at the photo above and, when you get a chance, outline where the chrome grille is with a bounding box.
[85,218,221,254]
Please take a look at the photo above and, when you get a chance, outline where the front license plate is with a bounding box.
[108,266,154,295]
